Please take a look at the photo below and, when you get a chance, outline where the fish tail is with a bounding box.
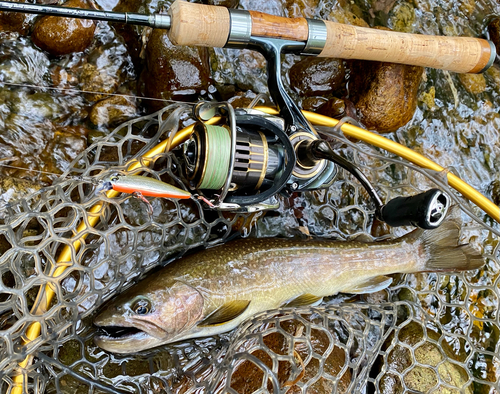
[409,221,484,271]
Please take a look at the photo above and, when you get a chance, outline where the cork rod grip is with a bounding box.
[168,0,230,47]
[319,21,494,73]
[167,1,494,73]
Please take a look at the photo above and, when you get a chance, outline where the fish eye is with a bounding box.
[110,175,120,182]
[132,299,151,315]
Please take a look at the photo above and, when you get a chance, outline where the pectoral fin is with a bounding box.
[198,300,251,327]
[282,293,323,308]
[344,276,393,294]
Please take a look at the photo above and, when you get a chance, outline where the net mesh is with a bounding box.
[0,103,498,394]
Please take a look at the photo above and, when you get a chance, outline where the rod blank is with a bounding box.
[0,0,170,28]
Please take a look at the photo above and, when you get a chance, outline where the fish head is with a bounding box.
[94,281,204,353]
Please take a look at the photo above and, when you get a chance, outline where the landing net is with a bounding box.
[0,104,498,393]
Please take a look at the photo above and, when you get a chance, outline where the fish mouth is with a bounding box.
[94,323,160,353]
[96,325,144,339]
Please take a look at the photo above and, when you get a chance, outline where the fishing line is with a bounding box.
[0,81,197,104]
[0,162,102,186]
[196,124,231,190]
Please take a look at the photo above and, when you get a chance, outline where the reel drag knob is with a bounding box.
[379,189,450,229]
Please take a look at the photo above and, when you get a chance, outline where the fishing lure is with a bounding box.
[99,174,214,214]
[101,174,191,199]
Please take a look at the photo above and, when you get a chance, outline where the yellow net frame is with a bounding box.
[11,109,499,393]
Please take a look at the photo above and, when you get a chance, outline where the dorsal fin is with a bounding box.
[281,293,323,308]
[198,300,251,327]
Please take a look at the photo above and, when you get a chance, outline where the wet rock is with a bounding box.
[488,18,500,55]
[0,0,34,35]
[349,51,423,132]
[80,63,120,101]
[486,65,500,92]
[227,93,253,109]
[388,1,416,33]
[289,57,345,97]
[327,4,369,27]
[301,97,328,112]
[112,0,154,68]
[419,86,436,110]
[225,90,271,109]
[211,47,268,94]
[283,0,321,18]
[31,0,96,56]
[39,126,89,182]
[371,0,398,15]
[0,176,41,219]
[458,0,475,16]
[205,0,239,8]
[317,97,346,118]
[378,321,472,393]
[51,66,79,89]
[89,95,138,127]
[458,73,487,95]
[141,29,211,110]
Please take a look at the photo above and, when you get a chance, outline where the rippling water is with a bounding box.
[0,0,499,392]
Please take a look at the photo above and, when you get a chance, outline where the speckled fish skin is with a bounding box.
[94,221,483,354]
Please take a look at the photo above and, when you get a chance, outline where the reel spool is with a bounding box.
[185,123,282,192]
[181,108,337,211]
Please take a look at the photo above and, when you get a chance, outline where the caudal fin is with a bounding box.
[418,221,484,271]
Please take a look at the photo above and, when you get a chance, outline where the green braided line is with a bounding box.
[199,125,231,190]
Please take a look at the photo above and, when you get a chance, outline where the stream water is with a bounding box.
[0,0,499,393]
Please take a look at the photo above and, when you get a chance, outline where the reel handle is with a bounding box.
[168,0,495,73]
[379,189,450,230]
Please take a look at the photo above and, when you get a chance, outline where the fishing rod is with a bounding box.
[0,0,495,73]
[3,3,500,392]
[4,0,495,228]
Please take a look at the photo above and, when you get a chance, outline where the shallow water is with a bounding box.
[0,0,499,393]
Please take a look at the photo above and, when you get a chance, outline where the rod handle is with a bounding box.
[168,0,230,47]
[167,0,496,73]
[319,22,495,73]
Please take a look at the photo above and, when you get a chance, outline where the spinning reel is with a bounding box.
[177,37,450,230]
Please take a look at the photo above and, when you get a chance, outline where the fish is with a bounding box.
[93,221,483,353]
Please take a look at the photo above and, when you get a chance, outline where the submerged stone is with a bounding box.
[349,53,423,132]
[89,95,138,127]
[289,57,345,97]
[230,319,351,393]
[141,29,211,110]
[0,176,41,219]
[378,321,472,394]
[488,18,500,55]
[301,96,328,112]
[458,73,487,95]
[317,97,346,118]
[80,63,120,101]
[31,0,96,56]
[0,0,33,35]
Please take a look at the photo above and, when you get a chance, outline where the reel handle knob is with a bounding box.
[379,189,450,229]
